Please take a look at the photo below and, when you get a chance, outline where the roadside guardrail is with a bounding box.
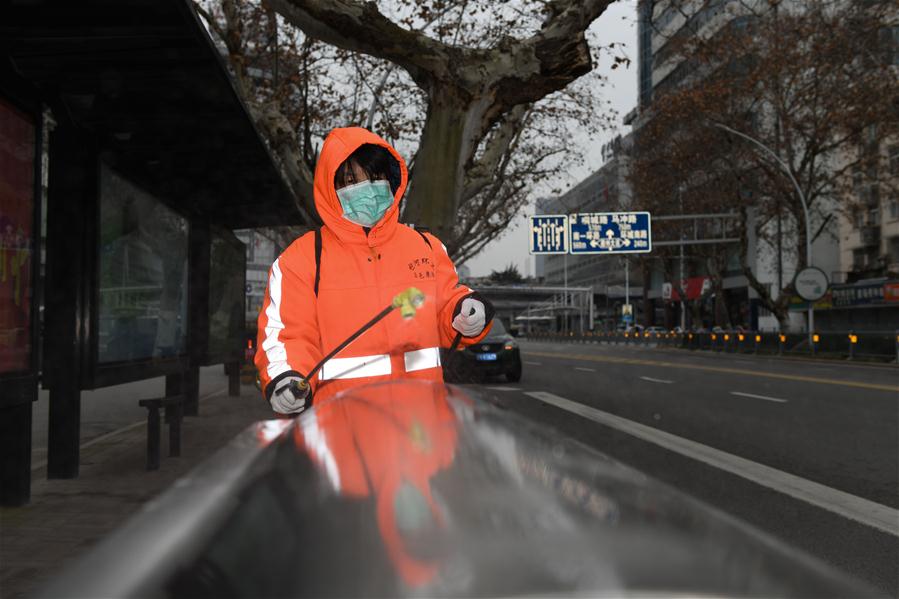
[525,330,899,363]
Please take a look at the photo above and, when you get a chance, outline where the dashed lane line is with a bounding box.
[485,386,520,392]
[525,350,899,393]
[523,390,899,538]
[523,361,542,366]
[640,376,673,384]
[730,391,788,404]
[574,367,596,372]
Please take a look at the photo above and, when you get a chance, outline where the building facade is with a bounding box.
[629,0,893,332]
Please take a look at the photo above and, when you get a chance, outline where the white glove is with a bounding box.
[270,376,310,414]
[452,297,487,337]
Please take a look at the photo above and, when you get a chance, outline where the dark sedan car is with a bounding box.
[443,318,522,383]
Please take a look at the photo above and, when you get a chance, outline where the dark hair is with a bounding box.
[334,143,401,195]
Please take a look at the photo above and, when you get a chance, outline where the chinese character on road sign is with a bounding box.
[569,212,651,254]
[529,215,568,254]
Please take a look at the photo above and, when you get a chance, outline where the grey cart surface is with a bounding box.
[35,380,877,598]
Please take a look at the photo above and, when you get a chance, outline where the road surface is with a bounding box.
[466,339,899,595]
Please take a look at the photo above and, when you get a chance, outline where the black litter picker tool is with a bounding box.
[287,287,427,401]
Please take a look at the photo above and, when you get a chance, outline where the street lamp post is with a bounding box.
[678,185,686,332]
[712,122,814,344]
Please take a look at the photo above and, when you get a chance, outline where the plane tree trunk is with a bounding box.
[267,0,613,248]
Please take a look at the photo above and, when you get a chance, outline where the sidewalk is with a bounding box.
[0,382,272,599]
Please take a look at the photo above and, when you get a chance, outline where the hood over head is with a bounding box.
[314,127,408,246]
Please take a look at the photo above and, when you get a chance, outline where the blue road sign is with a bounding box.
[529,215,568,254]
[569,212,651,254]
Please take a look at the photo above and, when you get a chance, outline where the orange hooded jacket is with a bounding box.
[256,127,491,406]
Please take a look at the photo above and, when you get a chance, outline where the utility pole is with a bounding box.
[679,186,686,331]
[625,257,630,327]
[563,253,568,333]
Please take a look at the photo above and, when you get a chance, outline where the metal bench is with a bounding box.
[137,395,184,471]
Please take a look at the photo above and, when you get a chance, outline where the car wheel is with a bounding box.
[506,357,522,383]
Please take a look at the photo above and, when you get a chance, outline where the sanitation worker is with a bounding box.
[256,127,494,414]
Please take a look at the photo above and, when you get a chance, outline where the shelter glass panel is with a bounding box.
[98,164,188,363]
[0,98,35,375]
[207,231,246,359]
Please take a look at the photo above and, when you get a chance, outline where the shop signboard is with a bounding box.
[831,281,887,308]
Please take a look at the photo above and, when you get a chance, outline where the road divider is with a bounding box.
[523,390,899,537]
[524,350,899,393]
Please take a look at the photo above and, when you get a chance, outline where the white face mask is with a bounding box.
[336,180,393,227]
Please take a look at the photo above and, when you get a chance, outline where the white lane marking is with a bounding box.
[30,387,229,472]
[640,376,673,384]
[524,391,899,538]
[485,386,520,392]
[574,367,596,372]
[524,361,542,366]
[730,391,788,404]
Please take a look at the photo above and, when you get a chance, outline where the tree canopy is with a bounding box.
[195,0,627,262]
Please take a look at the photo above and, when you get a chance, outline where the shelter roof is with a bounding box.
[2,0,309,229]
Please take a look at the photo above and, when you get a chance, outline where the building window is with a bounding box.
[868,207,880,226]
[889,145,899,177]
[852,165,863,190]
[889,237,899,263]
[880,26,899,67]
[863,184,880,208]
[889,198,899,221]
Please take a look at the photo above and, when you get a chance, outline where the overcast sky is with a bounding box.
[465,0,638,277]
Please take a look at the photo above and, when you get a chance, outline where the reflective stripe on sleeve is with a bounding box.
[319,354,391,381]
[261,258,292,380]
[300,416,340,492]
[404,347,441,372]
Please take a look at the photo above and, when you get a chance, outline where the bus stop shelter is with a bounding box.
[0,0,310,505]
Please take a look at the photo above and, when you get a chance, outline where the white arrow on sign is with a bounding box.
[606,229,615,238]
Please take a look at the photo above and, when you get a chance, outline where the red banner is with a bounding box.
[667,276,711,301]
[884,282,899,303]
[0,97,35,374]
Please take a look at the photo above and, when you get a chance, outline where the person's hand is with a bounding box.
[270,376,311,414]
[452,297,488,337]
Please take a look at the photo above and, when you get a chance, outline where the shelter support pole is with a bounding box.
[45,119,93,480]
[185,222,211,416]
[1,388,35,505]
